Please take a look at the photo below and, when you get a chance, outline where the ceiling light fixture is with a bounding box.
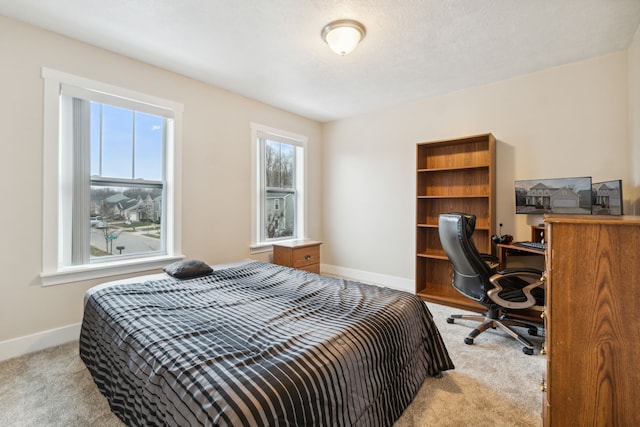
[321,19,366,56]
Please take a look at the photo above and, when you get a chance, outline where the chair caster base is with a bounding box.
[446,317,455,324]
[464,337,474,345]
[522,347,534,355]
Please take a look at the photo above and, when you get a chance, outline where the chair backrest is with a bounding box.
[438,213,493,302]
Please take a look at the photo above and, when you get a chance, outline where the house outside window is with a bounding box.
[41,68,183,285]
[251,123,307,250]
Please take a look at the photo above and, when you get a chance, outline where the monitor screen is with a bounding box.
[592,180,623,215]
[515,176,592,215]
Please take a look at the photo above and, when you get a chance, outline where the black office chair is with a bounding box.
[438,213,545,355]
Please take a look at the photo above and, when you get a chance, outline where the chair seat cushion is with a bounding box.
[498,277,545,306]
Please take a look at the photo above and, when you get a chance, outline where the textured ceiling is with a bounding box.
[1,0,640,122]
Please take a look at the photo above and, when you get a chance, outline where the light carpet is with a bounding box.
[0,302,544,426]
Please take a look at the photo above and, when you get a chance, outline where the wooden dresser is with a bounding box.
[272,240,322,273]
[543,215,640,426]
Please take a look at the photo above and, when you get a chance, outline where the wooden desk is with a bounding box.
[497,242,545,269]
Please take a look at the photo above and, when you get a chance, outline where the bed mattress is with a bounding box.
[80,260,453,426]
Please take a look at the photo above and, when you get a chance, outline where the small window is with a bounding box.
[264,139,296,240]
[251,123,307,250]
[41,68,184,285]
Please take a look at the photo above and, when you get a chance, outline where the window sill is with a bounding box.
[250,237,311,254]
[249,244,273,254]
[40,254,185,286]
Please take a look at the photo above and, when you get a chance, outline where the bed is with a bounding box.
[80,260,454,426]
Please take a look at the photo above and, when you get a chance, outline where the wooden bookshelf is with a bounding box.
[415,134,496,311]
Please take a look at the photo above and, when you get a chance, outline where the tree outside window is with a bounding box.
[264,140,296,239]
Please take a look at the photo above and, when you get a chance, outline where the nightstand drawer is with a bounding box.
[292,246,320,268]
[272,240,322,273]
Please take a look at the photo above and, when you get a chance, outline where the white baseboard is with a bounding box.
[320,263,413,293]
[0,323,81,362]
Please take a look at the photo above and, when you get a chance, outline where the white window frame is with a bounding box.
[250,122,308,252]
[41,68,184,286]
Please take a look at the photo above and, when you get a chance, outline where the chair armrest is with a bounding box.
[487,270,545,310]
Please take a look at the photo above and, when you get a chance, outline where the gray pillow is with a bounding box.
[163,259,213,279]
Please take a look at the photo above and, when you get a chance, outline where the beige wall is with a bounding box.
[322,52,632,286]
[1,13,638,356]
[630,25,640,213]
[0,17,322,346]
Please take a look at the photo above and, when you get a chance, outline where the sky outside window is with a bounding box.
[134,112,163,180]
[90,102,163,180]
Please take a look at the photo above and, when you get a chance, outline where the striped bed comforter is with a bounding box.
[80,261,454,426]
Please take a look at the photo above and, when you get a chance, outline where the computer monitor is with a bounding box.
[515,176,592,215]
[592,179,623,215]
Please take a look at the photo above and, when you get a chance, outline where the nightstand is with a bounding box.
[272,240,322,273]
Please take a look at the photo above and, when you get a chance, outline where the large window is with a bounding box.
[88,104,164,260]
[251,123,307,249]
[41,69,183,285]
